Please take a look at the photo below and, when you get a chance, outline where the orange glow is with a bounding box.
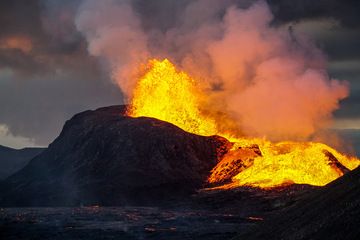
[0,36,32,53]
[128,59,360,189]
[208,139,360,188]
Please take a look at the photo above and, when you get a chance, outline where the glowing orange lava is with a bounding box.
[128,59,218,136]
[127,59,360,189]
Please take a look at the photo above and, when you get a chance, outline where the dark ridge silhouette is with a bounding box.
[0,105,229,206]
[0,145,44,180]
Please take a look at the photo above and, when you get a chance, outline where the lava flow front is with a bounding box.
[127,59,360,189]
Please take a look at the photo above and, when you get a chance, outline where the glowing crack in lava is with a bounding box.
[127,59,360,189]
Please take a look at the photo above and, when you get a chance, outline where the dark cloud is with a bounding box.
[0,0,122,146]
[267,0,360,28]
[0,0,43,74]
[336,91,360,118]
[0,0,84,74]
[0,71,122,146]
[133,0,192,31]
[0,0,43,37]
[320,29,360,62]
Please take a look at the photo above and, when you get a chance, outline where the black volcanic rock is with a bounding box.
[0,145,44,180]
[0,105,229,206]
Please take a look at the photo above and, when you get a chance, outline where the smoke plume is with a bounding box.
[76,0,349,141]
[76,0,149,95]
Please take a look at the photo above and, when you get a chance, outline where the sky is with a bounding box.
[0,0,359,148]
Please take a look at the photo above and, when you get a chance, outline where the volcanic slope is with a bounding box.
[0,105,228,206]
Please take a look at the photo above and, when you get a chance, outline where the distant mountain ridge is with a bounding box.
[0,145,45,180]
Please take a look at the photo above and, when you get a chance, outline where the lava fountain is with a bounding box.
[127,59,360,189]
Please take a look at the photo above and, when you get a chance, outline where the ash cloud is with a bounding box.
[76,0,349,140]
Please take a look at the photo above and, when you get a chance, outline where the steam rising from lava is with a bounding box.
[126,58,360,188]
[75,0,360,188]
[76,0,348,141]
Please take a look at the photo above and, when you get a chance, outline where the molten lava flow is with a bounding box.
[127,59,218,136]
[128,59,360,189]
[208,139,360,188]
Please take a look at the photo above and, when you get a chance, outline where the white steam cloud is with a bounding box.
[76,0,349,141]
[76,0,149,95]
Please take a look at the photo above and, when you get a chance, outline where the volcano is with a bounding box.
[1,105,360,239]
[0,105,229,206]
[0,103,358,207]
[1,60,359,209]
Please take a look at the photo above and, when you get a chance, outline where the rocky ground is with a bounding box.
[0,206,254,240]
[1,165,360,240]
[0,184,316,240]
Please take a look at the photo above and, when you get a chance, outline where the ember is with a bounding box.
[247,216,264,221]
